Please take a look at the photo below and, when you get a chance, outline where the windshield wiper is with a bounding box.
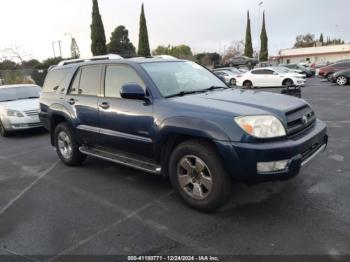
[205,86,228,91]
[165,90,206,98]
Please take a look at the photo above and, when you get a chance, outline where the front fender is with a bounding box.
[154,116,230,151]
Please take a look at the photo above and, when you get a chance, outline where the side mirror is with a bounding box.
[120,83,146,100]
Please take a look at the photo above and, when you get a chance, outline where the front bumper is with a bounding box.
[215,119,328,182]
[1,115,43,131]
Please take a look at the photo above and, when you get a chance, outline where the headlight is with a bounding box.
[7,109,24,117]
[234,115,286,138]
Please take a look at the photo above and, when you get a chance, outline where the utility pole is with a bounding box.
[52,41,56,57]
[58,41,62,57]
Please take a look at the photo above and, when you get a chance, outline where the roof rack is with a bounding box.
[57,54,124,66]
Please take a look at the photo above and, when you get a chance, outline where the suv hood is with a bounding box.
[171,89,307,118]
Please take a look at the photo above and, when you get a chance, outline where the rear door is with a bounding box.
[250,69,265,86]
[66,65,103,144]
[97,64,154,158]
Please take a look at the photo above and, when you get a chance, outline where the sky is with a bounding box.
[0,0,349,61]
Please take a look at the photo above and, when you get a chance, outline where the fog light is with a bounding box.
[257,160,289,173]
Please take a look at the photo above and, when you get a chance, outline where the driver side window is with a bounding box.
[104,65,145,98]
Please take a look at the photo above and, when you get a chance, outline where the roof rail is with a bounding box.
[57,54,124,66]
[153,55,178,60]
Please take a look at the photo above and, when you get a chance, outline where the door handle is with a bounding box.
[99,102,110,109]
[68,98,76,105]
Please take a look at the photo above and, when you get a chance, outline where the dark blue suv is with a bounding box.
[39,56,328,211]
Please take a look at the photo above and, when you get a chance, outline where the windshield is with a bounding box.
[141,61,226,97]
[0,86,41,102]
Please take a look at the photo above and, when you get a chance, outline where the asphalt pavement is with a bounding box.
[0,78,350,261]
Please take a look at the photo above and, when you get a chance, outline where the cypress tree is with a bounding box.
[259,11,268,62]
[319,33,324,45]
[138,3,151,57]
[90,0,107,56]
[244,11,253,58]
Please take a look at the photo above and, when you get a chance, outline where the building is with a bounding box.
[272,44,350,64]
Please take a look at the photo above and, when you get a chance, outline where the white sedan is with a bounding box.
[236,67,306,88]
[0,84,42,136]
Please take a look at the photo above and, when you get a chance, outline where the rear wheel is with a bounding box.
[243,80,253,89]
[54,123,86,166]
[169,140,232,211]
[336,76,347,86]
[0,120,9,137]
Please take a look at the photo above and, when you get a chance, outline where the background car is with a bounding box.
[213,70,238,86]
[281,63,314,77]
[332,69,350,86]
[319,61,350,81]
[276,66,307,78]
[236,67,306,88]
[224,56,258,69]
[0,84,42,136]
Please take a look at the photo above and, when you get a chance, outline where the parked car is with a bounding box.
[318,62,350,81]
[40,56,327,211]
[225,56,258,68]
[213,70,238,85]
[275,66,306,78]
[236,67,306,88]
[255,62,273,68]
[281,64,314,77]
[214,67,241,74]
[331,69,350,86]
[0,84,42,136]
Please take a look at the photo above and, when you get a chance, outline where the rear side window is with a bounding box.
[78,65,102,96]
[104,65,145,98]
[43,68,70,92]
[252,70,264,75]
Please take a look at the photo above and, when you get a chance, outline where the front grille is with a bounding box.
[286,105,316,135]
[24,110,40,116]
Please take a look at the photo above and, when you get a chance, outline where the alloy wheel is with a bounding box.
[336,76,347,86]
[177,155,213,200]
[57,131,73,159]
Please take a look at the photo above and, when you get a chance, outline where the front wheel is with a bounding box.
[326,73,334,82]
[54,123,86,166]
[169,140,232,211]
[283,79,294,87]
[336,76,347,86]
[229,78,236,86]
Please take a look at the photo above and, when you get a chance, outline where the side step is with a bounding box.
[79,146,162,175]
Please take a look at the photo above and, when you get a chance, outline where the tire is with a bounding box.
[54,122,86,166]
[229,78,236,86]
[0,120,9,137]
[326,73,333,82]
[336,76,347,86]
[169,139,232,211]
[283,78,294,87]
[243,80,253,89]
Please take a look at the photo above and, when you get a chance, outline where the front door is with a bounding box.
[98,64,154,159]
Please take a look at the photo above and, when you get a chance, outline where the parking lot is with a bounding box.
[0,77,350,260]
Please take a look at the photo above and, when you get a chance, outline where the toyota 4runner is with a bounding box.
[39,55,328,211]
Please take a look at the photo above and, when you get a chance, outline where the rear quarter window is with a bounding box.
[42,68,70,93]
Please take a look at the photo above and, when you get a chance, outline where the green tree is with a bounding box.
[152,45,171,56]
[319,33,324,45]
[71,38,80,58]
[195,52,221,66]
[244,11,253,58]
[259,12,268,61]
[152,44,194,60]
[294,33,315,48]
[107,25,136,58]
[90,0,107,56]
[138,3,151,56]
